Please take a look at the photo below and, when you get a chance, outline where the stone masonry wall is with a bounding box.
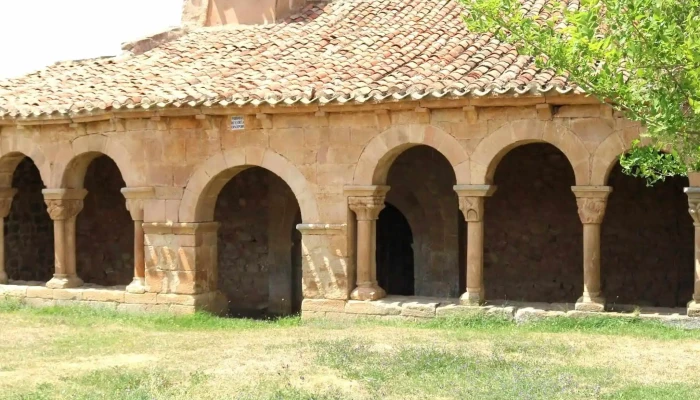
[4,102,679,311]
[603,166,694,307]
[77,156,133,286]
[485,144,583,303]
[5,157,54,282]
[214,167,300,316]
[385,145,460,298]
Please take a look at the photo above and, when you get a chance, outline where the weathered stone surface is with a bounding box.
[156,293,197,306]
[345,299,402,315]
[116,303,169,314]
[514,307,567,323]
[436,304,515,320]
[26,286,54,299]
[124,292,158,304]
[22,297,56,308]
[52,289,83,301]
[169,305,196,315]
[0,285,28,297]
[301,310,325,320]
[401,301,438,318]
[301,299,347,313]
[81,289,125,303]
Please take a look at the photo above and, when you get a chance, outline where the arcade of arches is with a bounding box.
[0,106,699,318]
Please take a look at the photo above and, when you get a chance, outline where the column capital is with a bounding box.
[121,187,155,221]
[42,189,88,221]
[345,185,389,221]
[0,188,18,218]
[685,187,700,224]
[572,186,612,224]
[454,185,497,222]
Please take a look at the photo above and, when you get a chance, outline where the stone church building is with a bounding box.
[0,0,698,318]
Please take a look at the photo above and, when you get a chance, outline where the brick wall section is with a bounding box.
[485,144,583,303]
[77,156,133,286]
[214,167,300,316]
[5,157,53,282]
[603,166,694,307]
[384,145,460,297]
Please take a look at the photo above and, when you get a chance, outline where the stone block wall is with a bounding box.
[2,100,695,313]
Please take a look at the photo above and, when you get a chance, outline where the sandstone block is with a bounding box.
[688,301,700,318]
[0,285,28,298]
[345,299,402,315]
[301,310,325,320]
[78,301,118,311]
[82,289,125,303]
[156,293,197,306]
[401,301,438,318]
[53,289,83,301]
[169,305,196,315]
[26,286,54,299]
[514,307,566,324]
[23,298,56,308]
[125,292,158,304]
[301,299,347,313]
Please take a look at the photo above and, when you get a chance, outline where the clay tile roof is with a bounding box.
[0,0,580,119]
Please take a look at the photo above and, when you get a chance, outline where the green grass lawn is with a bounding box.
[1,298,699,400]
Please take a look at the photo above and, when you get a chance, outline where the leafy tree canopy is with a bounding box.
[462,0,700,185]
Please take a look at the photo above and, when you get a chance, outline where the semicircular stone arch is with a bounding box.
[590,132,632,185]
[470,121,591,185]
[52,135,139,188]
[0,136,50,188]
[352,125,470,185]
[179,147,320,223]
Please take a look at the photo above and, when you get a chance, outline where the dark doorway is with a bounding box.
[485,143,582,303]
[377,203,415,296]
[602,164,693,307]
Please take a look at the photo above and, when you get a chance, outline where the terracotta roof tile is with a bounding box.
[0,0,580,119]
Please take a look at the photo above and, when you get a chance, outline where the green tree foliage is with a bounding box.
[462,0,700,184]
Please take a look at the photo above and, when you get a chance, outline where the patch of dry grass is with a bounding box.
[1,301,699,399]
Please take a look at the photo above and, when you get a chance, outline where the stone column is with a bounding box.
[572,186,612,312]
[121,187,155,294]
[0,188,18,284]
[685,187,700,317]
[43,189,88,289]
[346,185,389,301]
[454,185,496,305]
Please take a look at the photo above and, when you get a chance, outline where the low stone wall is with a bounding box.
[301,296,697,322]
[0,282,226,315]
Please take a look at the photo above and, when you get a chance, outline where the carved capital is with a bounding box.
[572,186,612,225]
[0,188,18,218]
[454,185,496,222]
[575,198,608,224]
[348,196,386,221]
[458,197,485,222]
[685,188,700,224]
[45,199,84,221]
[121,187,155,221]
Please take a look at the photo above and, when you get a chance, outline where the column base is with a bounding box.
[125,277,147,294]
[575,295,606,312]
[0,271,7,285]
[459,290,484,306]
[688,301,700,317]
[350,284,386,301]
[46,275,83,289]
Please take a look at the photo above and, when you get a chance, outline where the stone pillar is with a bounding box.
[685,187,700,317]
[345,186,389,301]
[572,186,612,312]
[454,185,496,305]
[0,188,18,284]
[43,189,88,289]
[121,187,155,294]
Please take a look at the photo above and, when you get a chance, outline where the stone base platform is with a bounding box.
[0,281,227,315]
[301,296,697,326]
